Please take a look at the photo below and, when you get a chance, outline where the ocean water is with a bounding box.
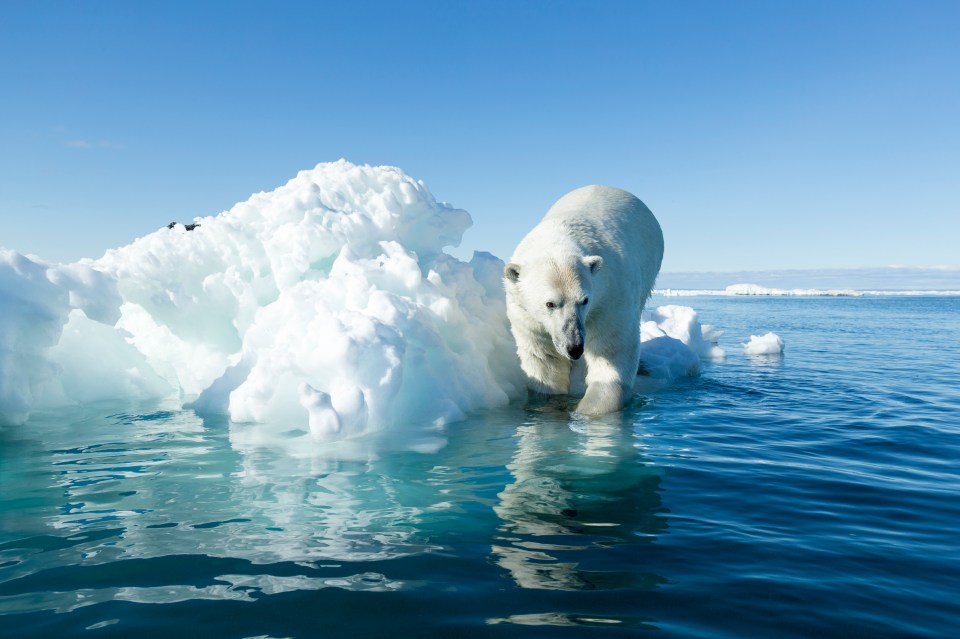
[2,295,959,638]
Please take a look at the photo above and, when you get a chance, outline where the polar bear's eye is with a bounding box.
[580,297,589,306]
[545,301,557,309]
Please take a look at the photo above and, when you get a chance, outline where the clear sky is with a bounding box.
[1,0,958,274]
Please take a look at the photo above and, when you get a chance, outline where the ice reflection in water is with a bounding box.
[222,430,438,564]
[29,408,437,572]
[492,406,668,591]
[5,397,669,624]
[2,408,445,616]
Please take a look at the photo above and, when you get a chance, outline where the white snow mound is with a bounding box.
[2,161,526,436]
[743,332,785,355]
[639,304,726,379]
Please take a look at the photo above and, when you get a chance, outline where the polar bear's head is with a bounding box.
[504,255,602,360]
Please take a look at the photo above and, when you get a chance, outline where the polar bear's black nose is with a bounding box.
[568,344,584,360]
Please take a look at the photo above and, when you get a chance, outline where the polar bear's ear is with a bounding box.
[583,255,603,273]
[504,263,521,282]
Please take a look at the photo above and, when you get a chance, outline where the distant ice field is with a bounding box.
[656,283,960,297]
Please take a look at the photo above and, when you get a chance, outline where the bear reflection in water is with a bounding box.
[492,400,668,591]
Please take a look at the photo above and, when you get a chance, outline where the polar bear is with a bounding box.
[503,185,663,415]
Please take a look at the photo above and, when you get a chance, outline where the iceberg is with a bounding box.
[0,250,130,423]
[2,161,525,434]
[639,305,725,380]
[743,332,785,355]
[1,160,742,441]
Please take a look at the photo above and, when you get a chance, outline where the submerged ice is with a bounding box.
[1,160,745,440]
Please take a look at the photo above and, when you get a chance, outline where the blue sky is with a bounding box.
[1,0,958,275]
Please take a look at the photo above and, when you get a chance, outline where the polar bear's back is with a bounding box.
[542,185,663,280]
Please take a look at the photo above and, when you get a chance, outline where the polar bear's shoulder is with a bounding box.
[545,185,639,218]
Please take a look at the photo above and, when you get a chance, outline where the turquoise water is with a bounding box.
[2,296,959,638]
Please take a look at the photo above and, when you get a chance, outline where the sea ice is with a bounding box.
[638,305,725,380]
[0,160,739,442]
[743,332,785,355]
[0,249,129,423]
[725,283,862,297]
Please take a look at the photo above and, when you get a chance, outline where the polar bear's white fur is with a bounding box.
[503,185,664,415]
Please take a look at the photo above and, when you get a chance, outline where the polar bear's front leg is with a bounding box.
[576,360,628,415]
[576,331,639,415]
